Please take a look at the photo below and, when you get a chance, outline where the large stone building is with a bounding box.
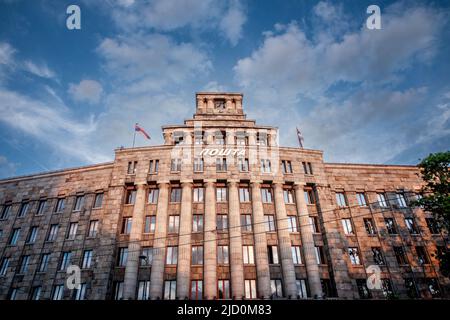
[0,92,448,300]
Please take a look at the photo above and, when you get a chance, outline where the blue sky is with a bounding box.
[0,0,449,178]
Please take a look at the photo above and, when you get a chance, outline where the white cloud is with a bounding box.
[219,0,247,46]
[68,79,103,104]
[23,60,55,79]
[0,42,15,65]
[0,155,17,178]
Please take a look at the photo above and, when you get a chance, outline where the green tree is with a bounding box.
[414,151,450,277]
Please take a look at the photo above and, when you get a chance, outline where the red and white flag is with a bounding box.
[296,127,304,148]
[135,123,151,139]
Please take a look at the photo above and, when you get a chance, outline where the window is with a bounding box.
[244,280,257,299]
[140,247,153,266]
[384,218,397,235]
[426,218,439,234]
[261,188,273,203]
[9,228,20,245]
[243,245,255,264]
[73,195,84,211]
[166,246,178,265]
[193,187,204,202]
[381,279,394,298]
[239,187,250,202]
[18,202,29,218]
[286,215,297,232]
[356,279,372,299]
[164,280,177,300]
[82,250,93,269]
[26,226,38,244]
[216,187,227,202]
[291,246,302,264]
[405,218,419,235]
[38,254,50,272]
[217,279,230,299]
[241,214,252,232]
[52,285,65,300]
[348,247,361,265]
[217,214,228,231]
[426,278,441,298]
[74,283,87,300]
[342,218,354,235]
[393,246,408,265]
[31,286,42,300]
[170,188,181,202]
[36,200,47,215]
[296,279,308,298]
[268,245,279,264]
[194,158,204,172]
[66,222,78,240]
[215,131,225,145]
[236,132,247,146]
[371,247,385,265]
[217,245,229,265]
[118,247,128,267]
[364,218,376,235]
[256,132,268,146]
[137,281,150,300]
[238,158,249,172]
[127,161,137,174]
[1,204,11,219]
[194,132,204,145]
[168,215,180,233]
[282,160,293,174]
[122,217,132,234]
[404,278,418,298]
[18,255,30,274]
[260,159,271,173]
[304,189,315,204]
[55,198,65,213]
[148,189,159,204]
[310,216,320,233]
[216,158,227,172]
[264,215,276,232]
[59,251,72,271]
[190,280,203,300]
[270,279,283,298]
[149,159,159,174]
[356,193,367,206]
[93,193,103,208]
[302,162,313,175]
[335,192,347,207]
[88,220,99,237]
[173,131,185,145]
[396,193,407,208]
[144,216,156,233]
[0,257,10,275]
[125,189,136,204]
[192,246,203,265]
[192,215,203,232]
[315,246,325,264]
[377,193,388,208]
[171,158,182,172]
[114,282,124,300]
[416,246,429,265]
[284,189,294,204]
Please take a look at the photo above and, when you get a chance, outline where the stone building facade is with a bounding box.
[0,92,448,300]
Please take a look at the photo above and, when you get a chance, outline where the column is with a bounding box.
[176,181,193,299]
[204,180,217,299]
[228,180,244,298]
[250,181,271,298]
[150,182,170,299]
[273,182,298,298]
[123,184,147,299]
[294,183,323,298]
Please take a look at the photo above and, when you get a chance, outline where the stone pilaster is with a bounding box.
[228,180,244,298]
[123,183,146,299]
[250,181,271,298]
[294,182,323,298]
[150,182,170,299]
[273,182,297,298]
[204,180,217,299]
[176,181,193,299]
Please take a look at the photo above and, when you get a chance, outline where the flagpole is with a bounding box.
[132,123,137,148]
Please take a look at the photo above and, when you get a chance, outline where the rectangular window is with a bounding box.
[118,247,128,267]
[217,245,229,265]
[261,188,273,203]
[381,279,394,298]
[26,226,39,244]
[238,158,249,172]
[148,189,159,204]
[93,193,103,208]
[114,282,124,300]
[168,215,180,233]
[216,187,227,202]
[302,162,313,175]
[31,286,42,300]
[282,160,293,174]
[190,280,203,300]
[193,187,204,202]
[170,158,182,172]
[74,283,87,300]
[1,204,11,219]
[216,158,227,172]
[36,200,47,215]
[356,279,372,299]
[140,247,153,266]
[364,218,376,235]
[0,257,10,276]
[52,285,65,300]
[426,278,441,298]
[264,215,276,232]
[88,220,99,237]
[82,250,93,269]
[18,255,30,274]
[243,245,255,264]
[149,159,159,174]
[239,187,250,202]
[170,188,181,202]
[38,253,50,272]
[164,280,177,300]
[18,202,29,218]
[215,131,225,145]
[191,246,204,265]
[270,279,283,298]
[217,214,228,231]
[137,281,150,300]
[260,159,271,173]
[55,198,65,213]
[426,218,440,234]
[166,246,178,265]
[144,216,156,233]
[73,195,84,211]
[9,228,20,245]
[268,245,279,264]
[194,158,204,172]
[396,193,407,208]
[236,132,247,146]
[125,189,136,204]
[310,216,320,233]
[59,251,72,271]
[192,215,203,232]
[335,192,347,207]
[385,218,397,235]
[296,279,308,298]
[122,217,132,234]
[356,193,367,206]
[304,189,315,204]
[372,247,385,265]
[393,246,408,265]
[405,278,419,298]
[377,193,388,208]
[284,189,294,204]
[405,218,419,235]
[287,216,298,232]
[194,133,204,145]
[244,279,257,299]
[342,218,354,235]
[348,247,361,265]
[47,224,59,241]
[66,222,78,240]
[315,246,325,264]
[127,161,137,174]
[256,132,268,146]
[416,246,429,265]
[241,214,252,232]
[218,279,230,299]
[292,246,302,264]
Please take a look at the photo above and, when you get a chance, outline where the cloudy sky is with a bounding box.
[0,0,449,178]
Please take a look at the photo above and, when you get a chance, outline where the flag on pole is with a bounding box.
[296,127,304,148]
[135,123,151,140]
